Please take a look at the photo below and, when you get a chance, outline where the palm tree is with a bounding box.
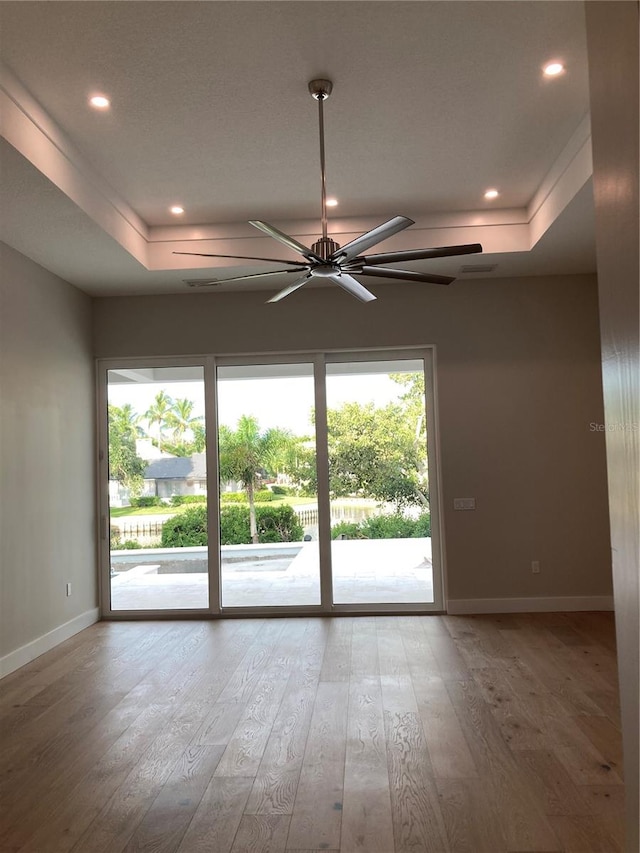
[191,421,206,453]
[218,415,293,544]
[143,391,173,453]
[166,398,204,443]
[110,402,144,438]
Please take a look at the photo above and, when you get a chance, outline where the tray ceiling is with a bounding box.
[0,1,596,296]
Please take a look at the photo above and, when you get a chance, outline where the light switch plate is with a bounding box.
[453,498,476,510]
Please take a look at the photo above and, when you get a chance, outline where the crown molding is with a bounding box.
[1,61,592,276]
[528,112,593,247]
[0,62,148,265]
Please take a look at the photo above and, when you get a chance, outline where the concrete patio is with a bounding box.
[110,538,433,610]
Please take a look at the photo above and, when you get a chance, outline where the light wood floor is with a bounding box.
[0,612,624,852]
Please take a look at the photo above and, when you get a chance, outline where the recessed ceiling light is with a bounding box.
[326,198,338,207]
[543,62,565,77]
[89,95,110,110]
[484,188,499,200]
[170,206,185,215]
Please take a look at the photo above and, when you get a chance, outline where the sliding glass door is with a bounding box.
[216,362,321,607]
[105,365,208,611]
[100,349,442,616]
[326,358,434,605]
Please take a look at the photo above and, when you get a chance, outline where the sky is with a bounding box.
[108,373,413,436]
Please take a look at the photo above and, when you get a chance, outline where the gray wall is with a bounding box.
[0,243,97,664]
[94,273,613,604]
[586,3,639,848]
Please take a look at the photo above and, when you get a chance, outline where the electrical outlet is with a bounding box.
[531,561,540,574]
[66,583,72,596]
[453,497,476,511]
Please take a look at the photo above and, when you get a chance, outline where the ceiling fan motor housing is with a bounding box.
[311,237,341,260]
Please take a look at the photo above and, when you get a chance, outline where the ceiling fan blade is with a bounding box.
[354,243,483,266]
[267,273,313,303]
[174,251,307,266]
[333,216,414,263]
[188,268,305,287]
[357,266,454,285]
[249,220,323,262]
[327,273,377,303]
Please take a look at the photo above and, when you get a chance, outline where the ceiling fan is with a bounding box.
[176,79,483,303]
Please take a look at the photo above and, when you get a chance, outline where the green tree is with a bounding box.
[390,371,425,405]
[218,415,295,543]
[278,435,317,495]
[157,398,206,457]
[167,398,204,441]
[143,391,174,453]
[389,371,429,504]
[191,421,206,453]
[326,401,427,507]
[108,404,146,496]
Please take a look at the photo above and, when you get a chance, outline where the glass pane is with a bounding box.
[107,366,208,610]
[326,359,433,604]
[217,363,320,607]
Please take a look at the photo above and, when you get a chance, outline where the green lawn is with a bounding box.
[267,496,317,508]
[110,505,183,518]
[110,495,378,518]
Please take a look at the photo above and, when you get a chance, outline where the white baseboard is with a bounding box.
[0,607,100,679]
[447,596,614,615]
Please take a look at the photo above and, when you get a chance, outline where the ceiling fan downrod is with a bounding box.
[174,76,483,302]
[309,79,335,254]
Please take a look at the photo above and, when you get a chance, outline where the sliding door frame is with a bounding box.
[214,353,326,615]
[97,346,446,618]
[322,347,445,614]
[97,356,215,619]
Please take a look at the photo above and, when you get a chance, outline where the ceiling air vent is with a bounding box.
[184,279,220,288]
[459,263,497,274]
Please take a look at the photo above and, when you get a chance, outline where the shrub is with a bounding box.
[331,512,431,540]
[330,521,365,540]
[120,539,142,550]
[221,504,304,545]
[110,527,122,549]
[413,513,431,538]
[161,504,303,546]
[130,496,163,508]
[161,506,208,547]
[270,485,291,496]
[171,494,207,506]
[220,492,247,503]
[220,490,273,504]
[361,512,430,539]
[219,505,249,544]
[256,505,303,543]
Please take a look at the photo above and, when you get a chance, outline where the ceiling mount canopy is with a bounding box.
[176,80,483,302]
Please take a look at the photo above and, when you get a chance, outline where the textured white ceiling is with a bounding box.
[0,1,595,296]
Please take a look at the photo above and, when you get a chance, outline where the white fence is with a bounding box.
[294,504,380,530]
[113,521,163,544]
[112,503,383,546]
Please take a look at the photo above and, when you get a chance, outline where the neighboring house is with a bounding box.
[143,453,208,498]
[109,452,245,506]
[109,453,207,506]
